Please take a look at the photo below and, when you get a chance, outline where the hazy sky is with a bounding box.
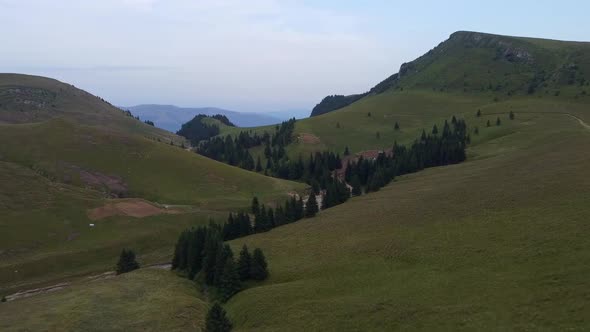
[1,0,589,112]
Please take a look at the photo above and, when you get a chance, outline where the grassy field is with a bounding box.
[224,105,590,331]
[0,268,208,331]
[3,32,590,331]
[0,75,306,296]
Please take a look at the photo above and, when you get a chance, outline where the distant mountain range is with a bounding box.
[123,104,307,132]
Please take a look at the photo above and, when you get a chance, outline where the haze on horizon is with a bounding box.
[1,0,589,113]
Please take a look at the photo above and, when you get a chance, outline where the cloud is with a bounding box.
[0,1,396,110]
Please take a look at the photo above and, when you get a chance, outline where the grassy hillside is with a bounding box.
[310,31,590,118]
[0,74,185,144]
[0,74,306,295]
[226,102,590,331]
[0,268,208,331]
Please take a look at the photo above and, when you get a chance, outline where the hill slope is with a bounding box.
[228,102,590,331]
[311,31,590,117]
[0,74,305,295]
[124,104,282,131]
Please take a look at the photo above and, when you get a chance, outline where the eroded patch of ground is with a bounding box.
[298,133,321,144]
[87,199,179,220]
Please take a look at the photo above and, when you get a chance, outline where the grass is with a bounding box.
[222,97,590,331]
[0,268,208,331]
[0,119,305,295]
[0,75,306,295]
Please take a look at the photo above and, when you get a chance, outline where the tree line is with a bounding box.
[171,222,269,303]
[344,116,469,194]
[177,114,236,145]
[198,119,296,171]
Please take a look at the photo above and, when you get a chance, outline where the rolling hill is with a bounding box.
[198,31,590,330]
[3,31,590,331]
[124,104,283,132]
[311,31,590,117]
[0,74,306,295]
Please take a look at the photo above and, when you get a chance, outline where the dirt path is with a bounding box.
[483,111,590,131]
[4,263,171,302]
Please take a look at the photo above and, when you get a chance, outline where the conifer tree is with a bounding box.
[255,156,262,172]
[305,191,319,218]
[295,196,304,220]
[477,109,482,117]
[237,245,251,281]
[116,249,140,275]
[487,119,491,127]
[509,111,515,120]
[205,303,232,332]
[351,176,362,196]
[496,117,501,126]
[219,258,241,302]
[394,122,400,130]
[250,248,269,280]
[343,146,350,156]
[432,124,439,135]
[474,126,479,135]
[251,197,260,216]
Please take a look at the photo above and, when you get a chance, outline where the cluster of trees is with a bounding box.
[310,94,366,117]
[116,249,140,275]
[344,117,469,194]
[198,119,296,171]
[177,114,232,145]
[206,303,233,332]
[171,222,269,302]
[265,150,341,183]
[221,196,309,241]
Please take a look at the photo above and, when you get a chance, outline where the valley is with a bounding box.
[1,30,590,331]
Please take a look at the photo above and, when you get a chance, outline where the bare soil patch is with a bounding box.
[298,133,321,144]
[87,199,178,220]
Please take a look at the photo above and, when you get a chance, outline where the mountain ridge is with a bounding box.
[310,30,590,117]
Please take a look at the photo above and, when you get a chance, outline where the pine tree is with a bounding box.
[219,258,241,302]
[367,112,371,117]
[394,122,400,130]
[205,303,233,332]
[255,156,262,172]
[474,126,479,135]
[509,111,515,120]
[350,175,362,196]
[432,124,439,135]
[116,249,140,275]
[251,197,260,216]
[237,245,251,281]
[305,191,319,218]
[295,196,304,220]
[496,117,501,126]
[486,119,491,127]
[250,248,269,280]
[476,109,482,117]
[343,146,350,156]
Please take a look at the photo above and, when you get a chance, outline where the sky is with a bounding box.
[1,0,589,113]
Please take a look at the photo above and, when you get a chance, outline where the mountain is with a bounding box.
[311,31,590,117]
[123,104,284,131]
[0,74,305,295]
[205,32,590,330]
[4,31,590,331]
